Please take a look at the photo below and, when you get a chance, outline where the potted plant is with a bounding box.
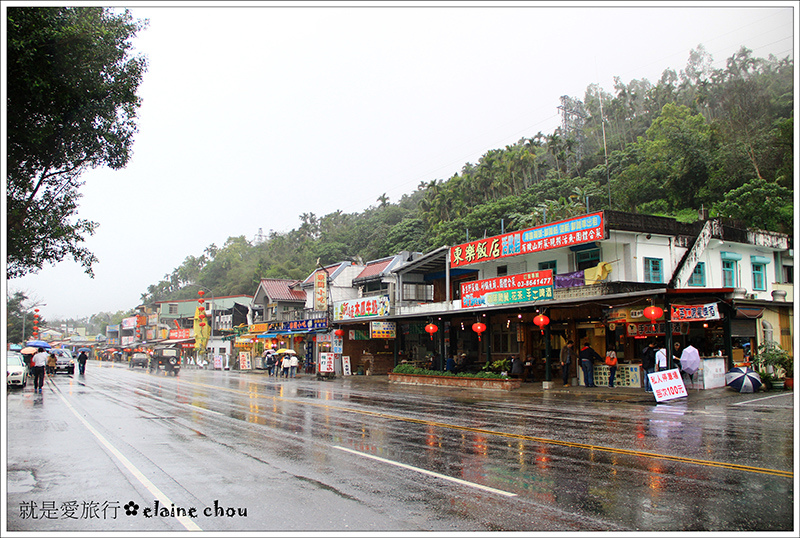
[753,342,792,390]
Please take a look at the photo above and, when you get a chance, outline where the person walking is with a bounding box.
[605,348,618,388]
[579,341,601,387]
[281,354,291,378]
[266,353,276,377]
[31,348,48,392]
[46,352,57,376]
[78,351,88,375]
[641,340,657,392]
[289,354,299,378]
[559,340,575,387]
[656,346,668,371]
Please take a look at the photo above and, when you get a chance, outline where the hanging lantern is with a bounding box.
[424,323,438,340]
[198,290,205,296]
[198,298,205,304]
[533,314,550,335]
[200,322,206,327]
[334,329,344,337]
[472,322,487,341]
[643,305,663,325]
[294,336,303,343]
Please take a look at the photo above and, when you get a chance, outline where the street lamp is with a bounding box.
[21,301,47,343]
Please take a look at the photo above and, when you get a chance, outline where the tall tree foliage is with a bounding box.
[6,7,148,278]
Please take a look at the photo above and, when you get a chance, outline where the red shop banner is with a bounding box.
[670,303,721,322]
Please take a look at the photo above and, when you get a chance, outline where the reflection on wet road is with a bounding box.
[6,361,795,532]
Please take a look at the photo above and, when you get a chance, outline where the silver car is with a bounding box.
[7,352,28,388]
[51,348,75,375]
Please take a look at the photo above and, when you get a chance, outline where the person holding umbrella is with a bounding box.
[31,347,48,392]
[77,350,89,375]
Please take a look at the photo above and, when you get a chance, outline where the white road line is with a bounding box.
[333,445,517,497]
[54,387,203,531]
[732,392,795,406]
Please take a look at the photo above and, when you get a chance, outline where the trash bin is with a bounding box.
[254,356,264,369]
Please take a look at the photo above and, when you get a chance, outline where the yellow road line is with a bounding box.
[178,378,794,479]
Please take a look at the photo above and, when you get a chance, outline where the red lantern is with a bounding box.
[424,323,438,340]
[334,329,344,337]
[643,305,663,325]
[198,290,205,296]
[294,336,303,343]
[472,322,486,341]
[198,298,205,304]
[200,322,206,327]
[533,314,550,335]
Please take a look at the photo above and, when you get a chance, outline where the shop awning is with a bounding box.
[158,338,195,345]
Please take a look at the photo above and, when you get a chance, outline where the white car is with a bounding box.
[7,352,28,388]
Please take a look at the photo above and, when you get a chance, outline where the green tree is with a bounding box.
[712,177,793,233]
[6,7,148,278]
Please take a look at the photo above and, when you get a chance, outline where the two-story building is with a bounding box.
[329,210,792,388]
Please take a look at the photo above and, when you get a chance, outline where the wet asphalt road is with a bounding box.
[5,360,796,533]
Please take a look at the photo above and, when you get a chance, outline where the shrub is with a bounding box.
[392,364,508,380]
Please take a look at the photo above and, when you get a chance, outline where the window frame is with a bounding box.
[644,257,663,283]
[688,262,705,286]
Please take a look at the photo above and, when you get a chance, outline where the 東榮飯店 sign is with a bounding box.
[449,212,604,268]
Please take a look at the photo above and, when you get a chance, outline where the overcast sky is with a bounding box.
[3,1,796,322]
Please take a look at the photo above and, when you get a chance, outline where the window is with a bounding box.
[752,263,766,291]
[750,256,770,291]
[168,304,178,315]
[491,322,520,354]
[688,262,705,286]
[496,265,508,277]
[539,260,557,273]
[722,260,738,287]
[644,258,663,283]
[403,283,434,301]
[576,249,600,271]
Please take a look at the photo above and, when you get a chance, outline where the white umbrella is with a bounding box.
[679,345,701,375]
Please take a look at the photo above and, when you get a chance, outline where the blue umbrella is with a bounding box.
[26,340,51,349]
[725,366,762,393]
[77,347,92,353]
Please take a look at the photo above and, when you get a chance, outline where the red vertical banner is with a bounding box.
[314,270,327,311]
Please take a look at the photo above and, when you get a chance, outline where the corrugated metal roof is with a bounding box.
[258,278,306,302]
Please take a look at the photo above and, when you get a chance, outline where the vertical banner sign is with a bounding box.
[239,351,252,370]
[342,356,352,376]
[648,368,687,402]
[318,352,335,374]
[314,271,328,311]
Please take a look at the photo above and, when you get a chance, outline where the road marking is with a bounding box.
[332,445,517,497]
[54,387,202,531]
[148,377,796,479]
[732,392,794,406]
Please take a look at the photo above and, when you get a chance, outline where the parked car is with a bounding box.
[51,348,75,375]
[129,352,150,369]
[7,352,28,388]
[150,348,181,376]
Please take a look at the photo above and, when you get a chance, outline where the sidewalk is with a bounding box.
[240,369,773,405]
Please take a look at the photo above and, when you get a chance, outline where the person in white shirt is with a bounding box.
[281,355,291,378]
[31,348,49,392]
[656,347,668,371]
[289,354,299,378]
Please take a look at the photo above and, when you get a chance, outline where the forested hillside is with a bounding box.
[140,45,793,305]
